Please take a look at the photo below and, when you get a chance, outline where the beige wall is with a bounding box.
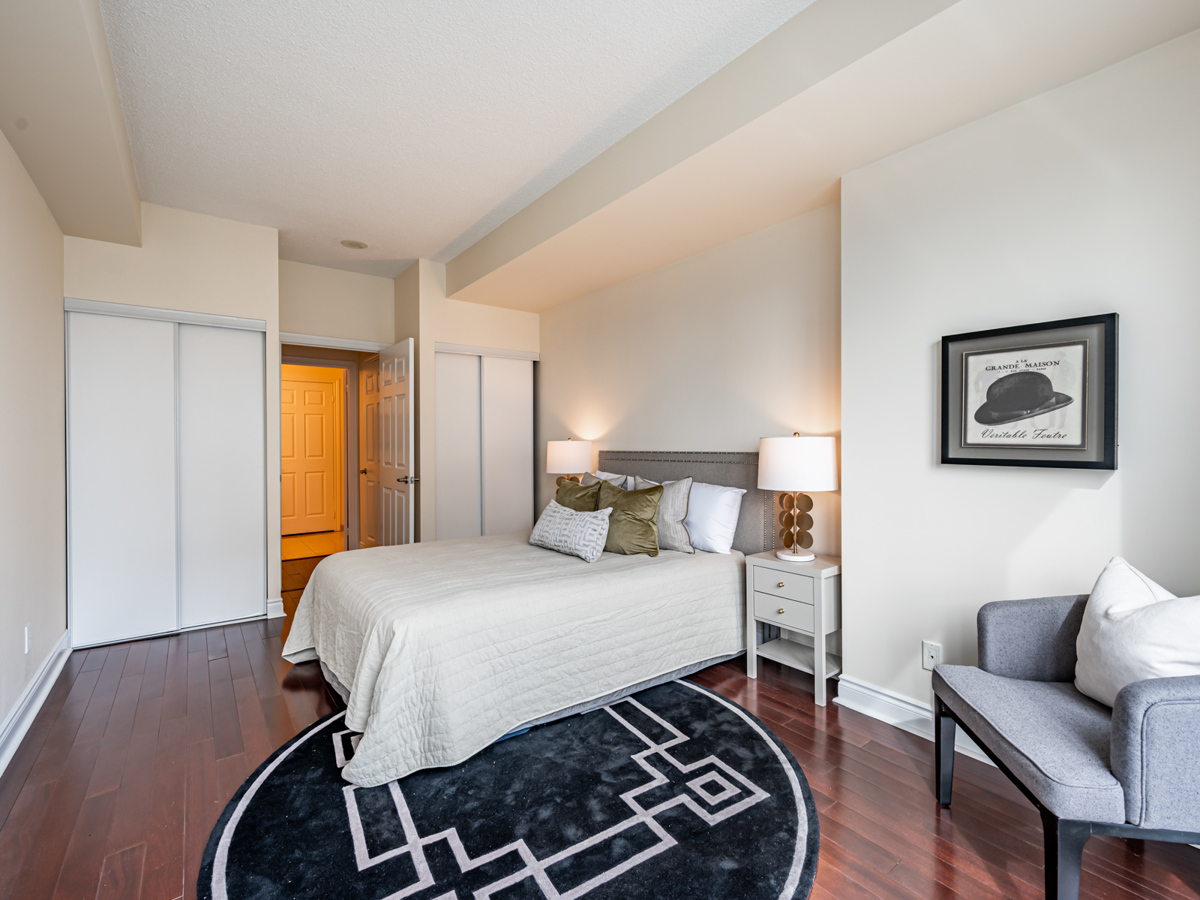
[841,30,1200,705]
[64,203,284,603]
[403,259,540,541]
[538,204,841,556]
[279,259,394,344]
[0,132,67,729]
[394,263,420,344]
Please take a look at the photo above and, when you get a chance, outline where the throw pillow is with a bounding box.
[581,470,636,491]
[529,501,613,563]
[555,479,600,512]
[598,480,663,557]
[1075,557,1200,707]
[634,476,694,553]
[685,482,746,554]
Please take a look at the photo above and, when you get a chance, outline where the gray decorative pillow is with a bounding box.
[581,470,634,490]
[529,501,613,563]
[635,476,694,553]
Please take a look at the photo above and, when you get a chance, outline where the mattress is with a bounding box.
[282,531,746,786]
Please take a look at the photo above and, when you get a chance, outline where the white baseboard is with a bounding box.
[835,674,993,766]
[0,630,72,780]
[266,598,285,619]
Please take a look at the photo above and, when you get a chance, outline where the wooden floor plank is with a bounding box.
[206,629,228,662]
[86,672,143,798]
[123,641,151,678]
[207,656,244,761]
[0,652,86,829]
[0,633,1196,900]
[49,787,119,900]
[105,693,164,855]
[185,649,214,746]
[182,739,217,900]
[7,737,104,899]
[139,717,186,900]
[231,675,275,767]
[138,638,171,702]
[161,635,190,721]
[222,624,254,683]
[23,666,103,787]
[95,843,146,900]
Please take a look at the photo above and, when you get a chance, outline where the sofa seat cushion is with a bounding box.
[933,665,1125,823]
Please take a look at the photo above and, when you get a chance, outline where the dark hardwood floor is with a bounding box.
[0,624,1196,900]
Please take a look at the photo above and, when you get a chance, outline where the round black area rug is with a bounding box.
[200,680,819,900]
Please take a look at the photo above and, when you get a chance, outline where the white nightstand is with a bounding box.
[745,551,841,706]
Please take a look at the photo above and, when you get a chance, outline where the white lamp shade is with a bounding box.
[757,436,838,492]
[546,439,593,474]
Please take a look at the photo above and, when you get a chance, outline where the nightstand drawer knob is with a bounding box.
[778,608,786,614]
[777,582,786,588]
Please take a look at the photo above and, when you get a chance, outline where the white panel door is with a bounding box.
[178,324,266,627]
[358,355,381,548]
[434,352,483,540]
[481,356,534,535]
[379,338,414,545]
[67,312,178,646]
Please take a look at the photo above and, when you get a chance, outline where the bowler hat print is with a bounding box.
[973,370,1073,425]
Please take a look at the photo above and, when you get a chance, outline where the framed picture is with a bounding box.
[940,314,1118,469]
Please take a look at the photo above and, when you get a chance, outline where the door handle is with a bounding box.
[360,468,368,475]
[396,476,421,484]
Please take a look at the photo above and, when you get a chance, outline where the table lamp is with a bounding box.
[758,434,838,562]
[547,439,593,487]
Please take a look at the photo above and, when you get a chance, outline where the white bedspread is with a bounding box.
[282,531,745,786]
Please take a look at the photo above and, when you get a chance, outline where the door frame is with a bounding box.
[281,355,358,551]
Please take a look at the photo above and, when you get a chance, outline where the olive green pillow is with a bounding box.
[555,479,600,512]
[597,481,663,557]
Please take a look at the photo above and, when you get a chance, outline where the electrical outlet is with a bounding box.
[922,640,942,671]
[24,624,31,655]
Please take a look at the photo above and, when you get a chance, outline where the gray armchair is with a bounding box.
[932,595,1200,900]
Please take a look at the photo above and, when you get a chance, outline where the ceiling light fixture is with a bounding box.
[341,240,368,250]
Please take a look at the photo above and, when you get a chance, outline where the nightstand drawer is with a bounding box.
[753,592,814,633]
[753,567,815,605]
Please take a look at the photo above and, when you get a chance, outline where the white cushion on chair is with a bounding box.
[1075,557,1200,707]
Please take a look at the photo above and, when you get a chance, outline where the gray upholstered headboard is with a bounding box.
[597,450,773,556]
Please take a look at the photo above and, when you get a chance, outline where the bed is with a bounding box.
[282,450,773,787]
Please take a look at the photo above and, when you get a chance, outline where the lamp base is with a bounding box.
[776,549,816,563]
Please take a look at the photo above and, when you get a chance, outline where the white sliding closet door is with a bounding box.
[481,356,534,535]
[434,352,482,540]
[178,325,265,627]
[68,312,178,646]
[434,350,534,541]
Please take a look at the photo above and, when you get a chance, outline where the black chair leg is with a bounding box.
[934,695,956,806]
[1041,809,1091,900]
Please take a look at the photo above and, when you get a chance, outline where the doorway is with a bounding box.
[278,340,414,637]
[280,352,359,635]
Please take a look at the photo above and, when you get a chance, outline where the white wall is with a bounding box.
[841,30,1200,704]
[279,259,394,344]
[63,203,284,605]
[539,204,841,555]
[0,131,67,730]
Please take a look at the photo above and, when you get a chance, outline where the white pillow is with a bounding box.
[1075,557,1200,707]
[590,470,636,491]
[529,501,613,563]
[685,482,746,554]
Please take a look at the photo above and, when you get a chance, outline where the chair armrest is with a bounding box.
[977,595,1088,681]
[1111,675,1200,830]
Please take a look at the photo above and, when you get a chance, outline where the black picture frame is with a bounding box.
[940,314,1118,469]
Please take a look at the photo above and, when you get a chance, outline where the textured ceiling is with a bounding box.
[98,0,813,277]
